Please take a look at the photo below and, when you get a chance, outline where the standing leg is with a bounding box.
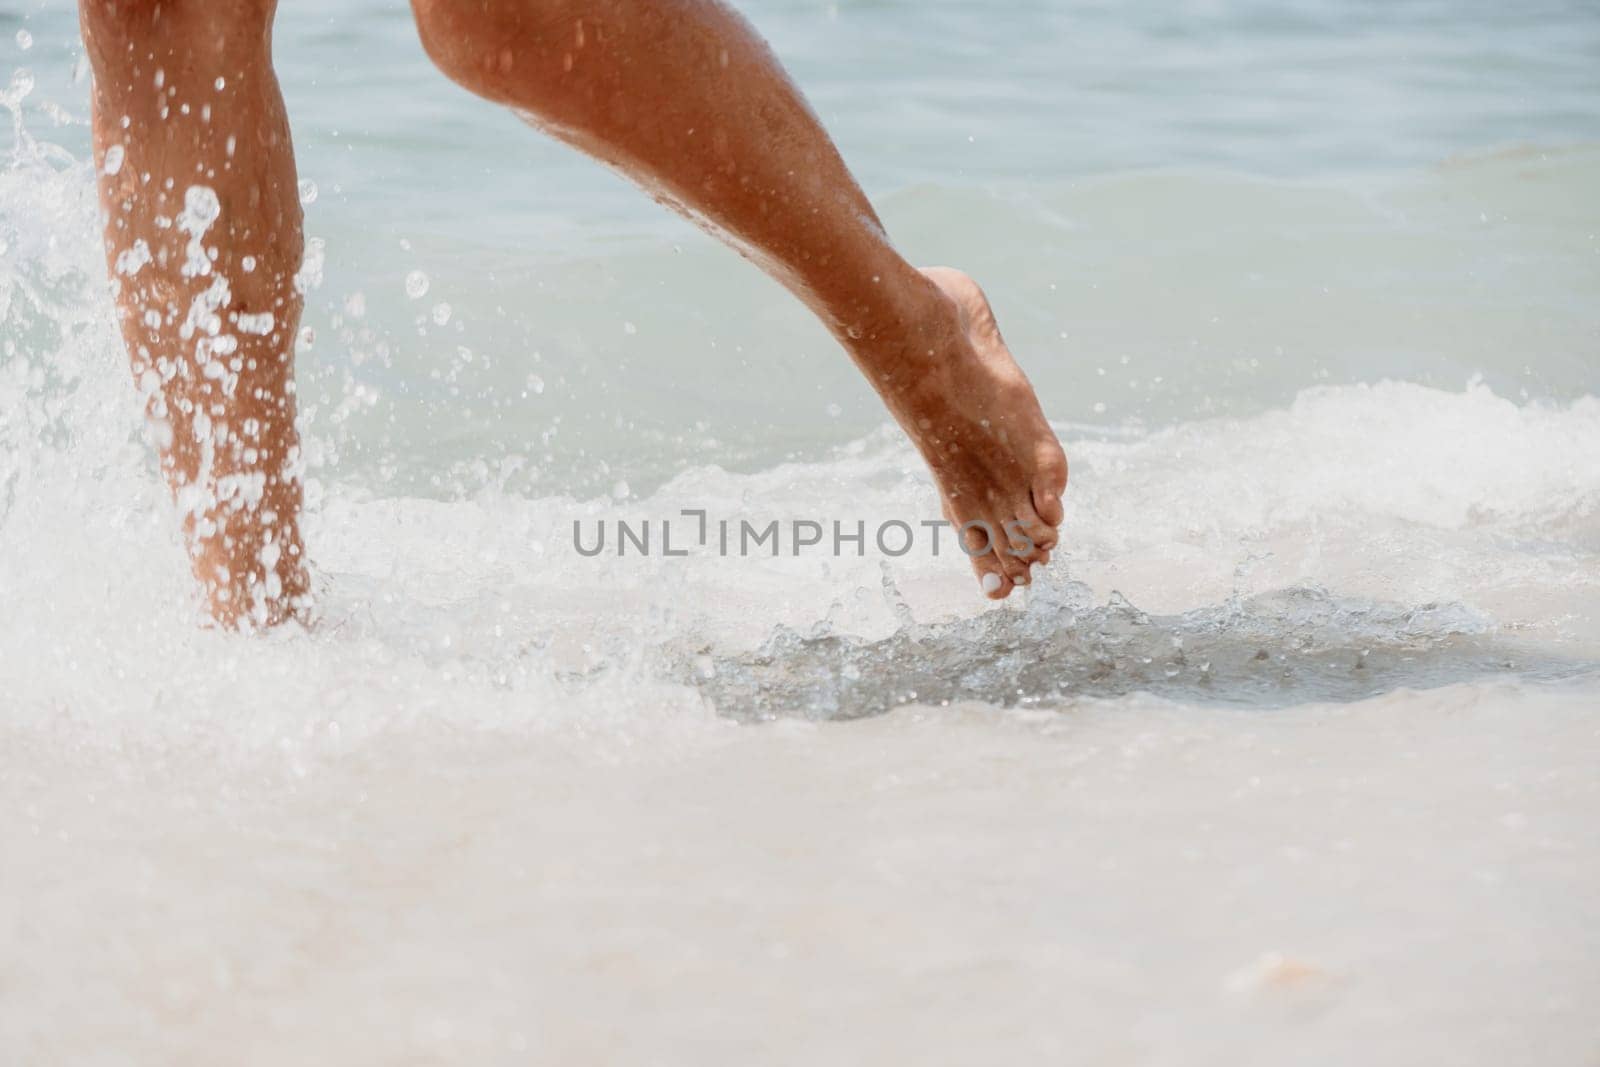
[411,0,1068,598]
[81,0,308,627]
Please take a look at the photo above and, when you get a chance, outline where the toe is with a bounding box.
[992,517,1034,588]
[992,531,1030,588]
[1002,521,1046,569]
[958,517,1014,600]
[1010,497,1057,557]
[979,568,1013,599]
[973,553,1014,599]
[1032,447,1068,527]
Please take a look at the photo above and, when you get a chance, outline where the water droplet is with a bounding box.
[214,76,226,91]
[431,302,452,326]
[16,29,34,51]
[826,402,842,417]
[236,311,275,336]
[611,480,630,500]
[404,270,430,300]
[298,326,316,348]
[524,374,545,395]
[623,321,637,335]
[297,179,318,205]
[102,144,125,176]
[297,233,328,292]
[8,68,34,102]
[343,292,366,319]
[114,239,150,278]
[175,186,222,278]
[180,184,221,229]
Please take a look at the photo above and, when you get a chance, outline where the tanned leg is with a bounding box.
[81,0,308,627]
[410,0,1068,598]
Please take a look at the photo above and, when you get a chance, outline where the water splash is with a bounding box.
[670,575,1593,721]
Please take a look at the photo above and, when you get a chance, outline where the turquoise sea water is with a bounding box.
[6,0,1600,494]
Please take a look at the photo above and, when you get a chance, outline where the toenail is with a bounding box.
[980,573,1003,594]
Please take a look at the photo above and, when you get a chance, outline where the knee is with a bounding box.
[410,0,488,96]
[410,0,541,104]
[81,0,276,82]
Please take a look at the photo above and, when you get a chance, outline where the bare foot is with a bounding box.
[874,267,1068,599]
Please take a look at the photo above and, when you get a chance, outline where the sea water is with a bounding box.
[2,1,1598,1063]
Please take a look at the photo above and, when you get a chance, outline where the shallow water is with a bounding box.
[3,1,1599,1063]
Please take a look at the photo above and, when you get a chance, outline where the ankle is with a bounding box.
[195,541,309,629]
[832,265,963,393]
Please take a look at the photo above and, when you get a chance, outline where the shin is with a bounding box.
[82,0,309,626]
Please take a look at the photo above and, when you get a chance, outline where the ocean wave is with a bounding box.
[3,88,1598,741]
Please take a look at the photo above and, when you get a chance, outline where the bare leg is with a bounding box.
[412,0,1068,598]
[81,0,308,627]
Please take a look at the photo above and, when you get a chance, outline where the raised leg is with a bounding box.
[81,0,308,627]
[411,0,1068,598]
